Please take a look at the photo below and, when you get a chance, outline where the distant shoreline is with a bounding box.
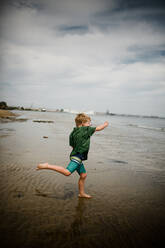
[0,105,165,119]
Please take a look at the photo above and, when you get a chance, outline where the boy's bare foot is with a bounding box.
[36,163,49,170]
[78,193,92,199]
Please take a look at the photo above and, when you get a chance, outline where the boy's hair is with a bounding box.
[75,113,91,127]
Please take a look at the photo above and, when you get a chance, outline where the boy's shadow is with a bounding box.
[35,188,74,200]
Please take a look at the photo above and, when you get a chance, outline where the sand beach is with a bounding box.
[0,110,165,248]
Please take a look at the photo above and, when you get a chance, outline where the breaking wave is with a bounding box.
[128,124,165,132]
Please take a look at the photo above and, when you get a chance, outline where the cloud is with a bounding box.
[0,0,165,116]
[58,25,89,35]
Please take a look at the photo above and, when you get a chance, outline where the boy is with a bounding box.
[37,113,109,198]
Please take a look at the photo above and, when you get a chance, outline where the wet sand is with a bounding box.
[0,109,17,118]
[0,111,165,248]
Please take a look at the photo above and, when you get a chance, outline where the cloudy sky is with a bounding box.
[0,0,165,116]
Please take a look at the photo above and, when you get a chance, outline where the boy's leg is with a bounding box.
[78,173,92,198]
[36,163,71,176]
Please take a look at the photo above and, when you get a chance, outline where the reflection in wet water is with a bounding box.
[70,198,86,235]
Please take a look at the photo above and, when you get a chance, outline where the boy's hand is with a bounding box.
[104,121,109,127]
[96,121,109,131]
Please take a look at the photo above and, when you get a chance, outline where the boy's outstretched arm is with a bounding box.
[95,121,109,131]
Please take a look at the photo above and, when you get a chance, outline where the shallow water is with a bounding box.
[0,111,165,248]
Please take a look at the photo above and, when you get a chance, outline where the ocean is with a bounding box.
[0,110,165,248]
